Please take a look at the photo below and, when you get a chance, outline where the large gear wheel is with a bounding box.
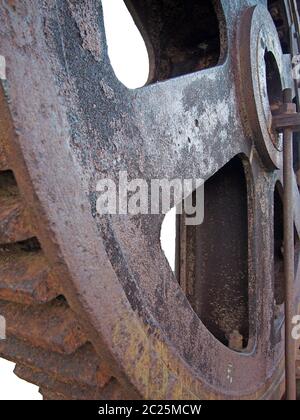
[0,0,300,400]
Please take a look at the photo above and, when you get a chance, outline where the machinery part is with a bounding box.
[0,0,300,400]
[274,88,299,400]
[297,333,300,398]
[239,4,286,169]
[296,304,300,399]
[0,172,129,400]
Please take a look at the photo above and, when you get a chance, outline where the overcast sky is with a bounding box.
[102,0,149,88]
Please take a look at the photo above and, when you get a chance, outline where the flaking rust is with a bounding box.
[0,0,299,400]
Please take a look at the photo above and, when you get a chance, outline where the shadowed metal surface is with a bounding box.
[0,0,299,400]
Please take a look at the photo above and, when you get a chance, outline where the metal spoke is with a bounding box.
[130,63,244,181]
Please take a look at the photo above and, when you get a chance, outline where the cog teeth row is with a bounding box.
[0,149,125,400]
[0,299,87,355]
[14,364,100,400]
[0,86,129,400]
[0,171,34,244]
[0,243,61,304]
[14,365,126,401]
[0,336,112,389]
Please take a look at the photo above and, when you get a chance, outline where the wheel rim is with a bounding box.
[0,0,299,399]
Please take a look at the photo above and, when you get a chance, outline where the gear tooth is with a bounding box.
[0,83,14,173]
[0,149,127,400]
[0,299,88,354]
[1,336,128,400]
[0,337,113,390]
[0,244,61,304]
[14,364,122,400]
[0,195,31,244]
[0,171,34,244]
[0,147,8,171]
[13,365,87,400]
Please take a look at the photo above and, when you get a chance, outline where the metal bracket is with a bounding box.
[273,109,300,132]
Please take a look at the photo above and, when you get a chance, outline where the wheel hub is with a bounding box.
[238,5,287,169]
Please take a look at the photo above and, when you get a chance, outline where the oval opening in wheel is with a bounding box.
[175,156,250,352]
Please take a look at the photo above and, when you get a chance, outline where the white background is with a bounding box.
[0,0,175,400]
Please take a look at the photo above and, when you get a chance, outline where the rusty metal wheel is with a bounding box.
[0,0,300,400]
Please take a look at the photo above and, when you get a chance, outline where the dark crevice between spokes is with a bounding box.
[175,156,250,352]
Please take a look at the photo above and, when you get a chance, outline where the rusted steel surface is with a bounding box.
[0,244,61,305]
[279,89,297,400]
[297,345,300,377]
[0,299,87,354]
[273,112,300,131]
[14,364,126,401]
[0,171,34,244]
[0,338,111,389]
[0,0,300,400]
[0,101,125,399]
